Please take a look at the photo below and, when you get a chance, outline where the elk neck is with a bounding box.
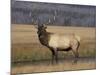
[38,30,51,47]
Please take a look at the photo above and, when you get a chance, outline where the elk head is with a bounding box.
[34,24,47,37]
[37,24,47,35]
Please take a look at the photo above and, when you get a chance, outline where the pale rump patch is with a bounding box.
[75,35,81,42]
[49,34,71,49]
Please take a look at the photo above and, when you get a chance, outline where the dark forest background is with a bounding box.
[11,1,96,27]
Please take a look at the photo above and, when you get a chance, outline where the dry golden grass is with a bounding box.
[11,24,96,61]
[11,24,96,43]
[11,24,96,74]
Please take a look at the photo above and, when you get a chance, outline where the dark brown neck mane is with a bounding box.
[38,30,51,47]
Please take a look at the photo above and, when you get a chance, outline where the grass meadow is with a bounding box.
[11,24,96,74]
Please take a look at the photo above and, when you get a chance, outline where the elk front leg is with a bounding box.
[51,50,55,64]
[54,49,58,64]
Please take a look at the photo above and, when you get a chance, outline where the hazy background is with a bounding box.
[11,1,96,27]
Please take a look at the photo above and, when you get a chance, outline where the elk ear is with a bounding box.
[43,24,47,29]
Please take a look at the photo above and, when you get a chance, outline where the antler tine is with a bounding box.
[44,18,51,25]
[33,19,38,29]
[43,24,47,27]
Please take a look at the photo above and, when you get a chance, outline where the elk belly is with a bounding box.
[49,35,70,49]
[58,37,70,49]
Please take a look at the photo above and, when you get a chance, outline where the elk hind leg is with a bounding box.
[72,49,79,64]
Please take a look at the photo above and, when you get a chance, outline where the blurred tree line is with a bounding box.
[11,1,96,27]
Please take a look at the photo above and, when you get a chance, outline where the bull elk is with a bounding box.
[35,24,80,64]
